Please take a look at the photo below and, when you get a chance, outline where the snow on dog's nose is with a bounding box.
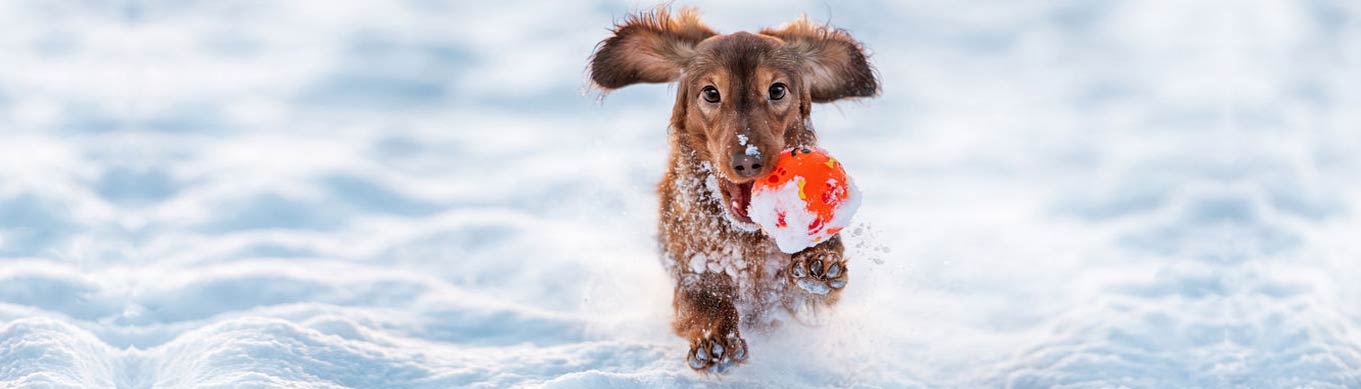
[730,150,764,178]
[730,133,768,179]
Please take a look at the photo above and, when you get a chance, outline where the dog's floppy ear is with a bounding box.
[762,16,879,103]
[589,7,716,91]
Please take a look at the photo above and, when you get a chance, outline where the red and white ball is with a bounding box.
[748,147,861,254]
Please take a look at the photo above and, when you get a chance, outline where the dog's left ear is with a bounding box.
[762,17,879,103]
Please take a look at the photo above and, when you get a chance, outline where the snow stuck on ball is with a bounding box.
[748,147,861,254]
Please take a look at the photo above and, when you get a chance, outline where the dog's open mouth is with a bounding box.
[718,178,756,225]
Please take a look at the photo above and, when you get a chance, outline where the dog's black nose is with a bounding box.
[730,151,763,178]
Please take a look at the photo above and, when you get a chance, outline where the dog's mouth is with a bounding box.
[718,177,756,225]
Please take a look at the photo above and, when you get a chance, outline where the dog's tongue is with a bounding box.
[732,181,754,220]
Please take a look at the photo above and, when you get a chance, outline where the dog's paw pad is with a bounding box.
[790,257,847,295]
[726,333,747,361]
[796,278,831,295]
[686,332,747,373]
[825,262,842,278]
[828,278,847,289]
[791,260,808,278]
[687,350,706,369]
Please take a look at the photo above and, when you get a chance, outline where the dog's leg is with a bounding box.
[673,272,748,373]
[788,235,848,296]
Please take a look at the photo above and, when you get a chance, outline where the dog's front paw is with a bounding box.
[686,331,747,374]
[790,252,847,295]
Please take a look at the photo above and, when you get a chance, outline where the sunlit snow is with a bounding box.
[2,1,1361,388]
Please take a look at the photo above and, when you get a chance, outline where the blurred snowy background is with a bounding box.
[1,0,1360,387]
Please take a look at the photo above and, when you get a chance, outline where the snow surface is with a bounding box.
[3,0,1361,388]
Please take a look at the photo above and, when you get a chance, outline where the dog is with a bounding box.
[588,7,878,373]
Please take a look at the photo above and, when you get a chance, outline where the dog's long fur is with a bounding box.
[589,7,878,373]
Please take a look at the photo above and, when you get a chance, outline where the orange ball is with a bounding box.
[748,147,861,254]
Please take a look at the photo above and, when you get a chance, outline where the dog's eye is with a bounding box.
[768,83,787,101]
[701,86,721,103]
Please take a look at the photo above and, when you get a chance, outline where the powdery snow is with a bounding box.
[2,1,1361,388]
[739,134,760,157]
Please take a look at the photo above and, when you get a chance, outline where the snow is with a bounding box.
[3,0,1361,388]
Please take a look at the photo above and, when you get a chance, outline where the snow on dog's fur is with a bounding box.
[589,6,878,373]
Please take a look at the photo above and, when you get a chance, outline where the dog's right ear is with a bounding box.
[589,7,716,91]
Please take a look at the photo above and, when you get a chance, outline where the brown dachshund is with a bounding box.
[589,7,879,374]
